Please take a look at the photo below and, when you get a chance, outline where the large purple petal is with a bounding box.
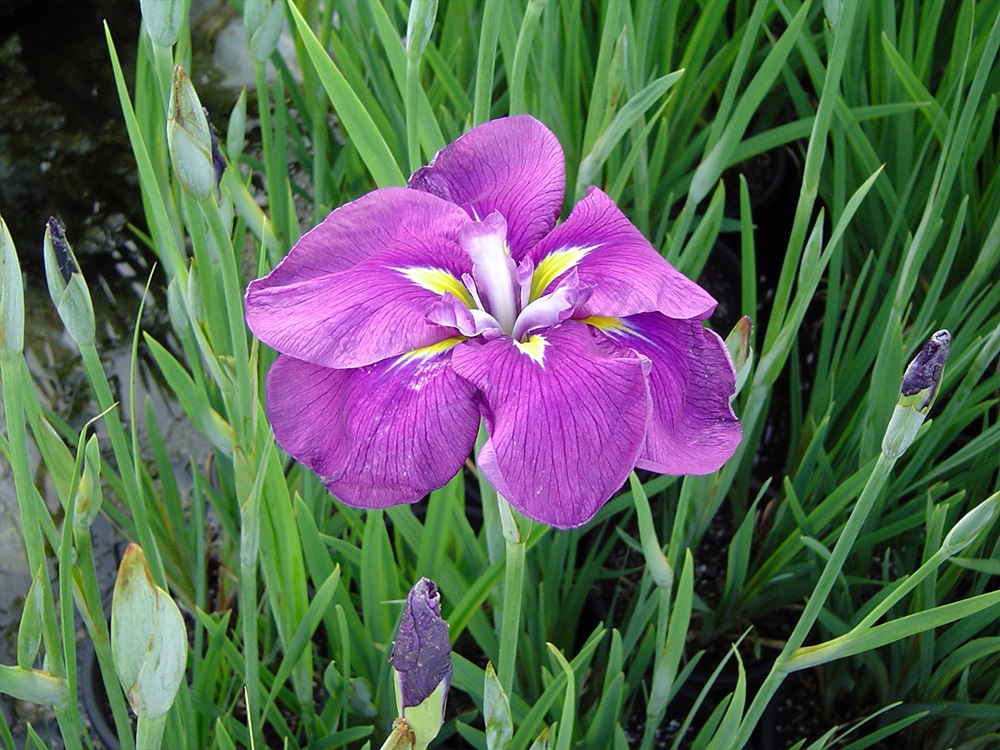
[451,323,651,529]
[246,226,474,368]
[408,116,565,259]
[266,349,480,507]
[527,187,717,320]
[599,313,742,474]
[258,187,470,286]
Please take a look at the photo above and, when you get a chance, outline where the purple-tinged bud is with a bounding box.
[43,218,95,347]
[882,330,951,459]
[391,578,451,750]
[899,330,951,411]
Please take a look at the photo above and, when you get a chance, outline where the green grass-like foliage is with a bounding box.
[1,1,998,748]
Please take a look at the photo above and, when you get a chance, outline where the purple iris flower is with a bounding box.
[245,116,741,528]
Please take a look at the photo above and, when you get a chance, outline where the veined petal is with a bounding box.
[257,187,470,287]
[451,323,651,529]
[408,115,565,259]
[266,347,480,508]
[597,312,742,474]
[247,231,473,368]
[528,187,717,319]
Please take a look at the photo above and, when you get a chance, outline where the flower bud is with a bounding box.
[245,0,285,63]
[139,0,182,47]
[484,662,513,750]
[43,218,96,347]
[391,578,451,750]
[167,66,215,201]
[111,544,187,719]
[74,434,104,530]
[17,567,45,669]
[406,0,438,61]
[227,88,248,161]
[881,330,951,459]
[725,315,753,401]
[943,492,1000,556]
[0,214,24,355]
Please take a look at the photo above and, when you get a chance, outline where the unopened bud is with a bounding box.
[245,0,285,63]
[75,434,104,529]
[139,0,182,47]
[725,315,753,401]
[0,214,24,355]
[167,66,215,201]
[43,218,95,347]
[111,544,187,719]
[943,492,1000,556]
[391,578,451,750]
[227,88,248,161]
[17,567,45,669]
[406,0,438,61]
[882,330,951,459]
[483,662,513,750]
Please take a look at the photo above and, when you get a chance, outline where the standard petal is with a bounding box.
[408,115,565,259]
[247,227,474,368]
[527,187,717,320]
[599,312,742,474]
[266,348,480,508]
[451,323,650,529]
[257,187,470,287]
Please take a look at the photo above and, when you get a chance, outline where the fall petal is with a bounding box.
[451,323,650,528]
[266,349,480,507]
[599,313,742,474]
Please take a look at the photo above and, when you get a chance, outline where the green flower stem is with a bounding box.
[73,528,137,750]
[150,40,174,115]
[78,343,166,587]
[236,445,263,750]
[497,521,526,697]
[199,195,254,449]
[733,451,897,745]
[136,713,166,750]
[0,353,83,749]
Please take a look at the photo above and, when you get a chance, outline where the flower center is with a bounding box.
[426,212,592,341]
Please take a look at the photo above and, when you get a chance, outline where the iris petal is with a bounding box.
[256,187,469,287]
[451,323,651,528]
[408,115,565,259]
[528,187,718,320]
[247,224,473,369]
[266,349,480,508]
[598,312,742,474]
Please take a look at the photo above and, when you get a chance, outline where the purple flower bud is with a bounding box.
[391,579,451,711]
[900,329,951,410]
